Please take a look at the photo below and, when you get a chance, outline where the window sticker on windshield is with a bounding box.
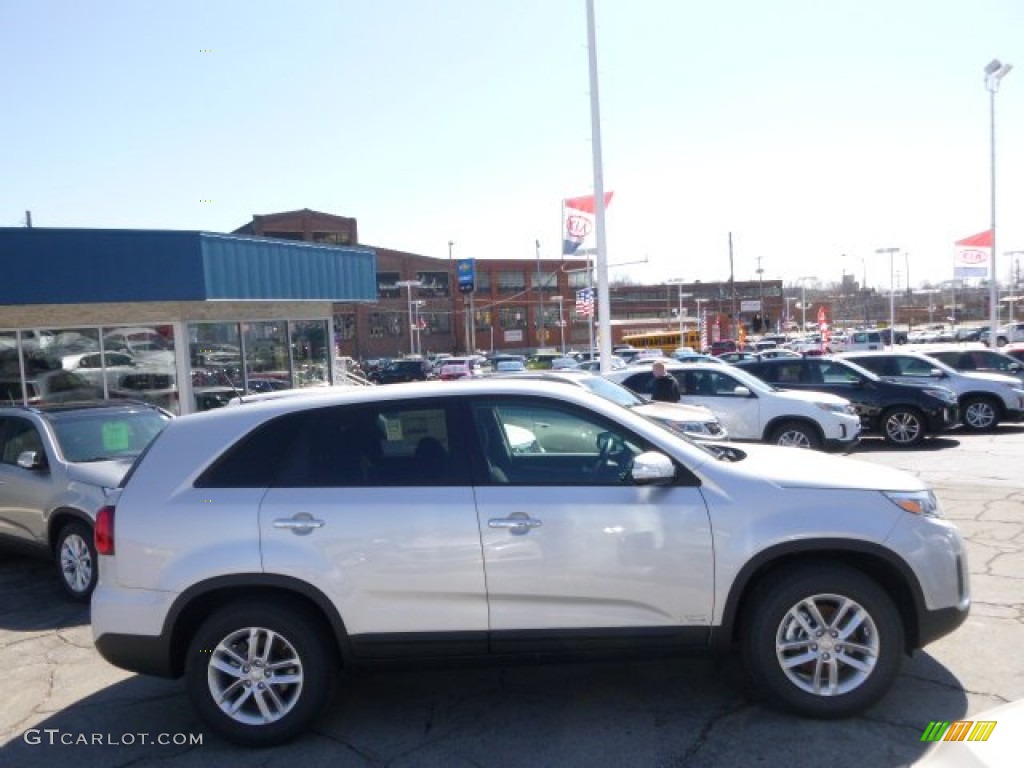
[102,422,131,452]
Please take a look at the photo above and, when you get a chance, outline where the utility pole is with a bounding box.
[728,232,737,340]
[755,255,765,332]
[25,210,32,228]
[535,239,545,348]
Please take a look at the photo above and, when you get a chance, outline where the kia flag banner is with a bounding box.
[562,191,615,255]
[818,306,830,352]
[954,230,992,278]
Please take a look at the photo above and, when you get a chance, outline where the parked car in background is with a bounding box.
[734,356,959,446]
[717,351,760,364]
[92,379,968,746]
[576,355,627,371]
[607,361,861,451]
[923,346,1024,384]
[438,356,487,380]
[493,370,728,442]
[0,401,171,599]
[367,358,434,384]
[757,348,803,360]
[0,369,101,405]
[842,350,1024,431]
[493,359,527,373]
[994,321,1024,347]
[843,330,884,352]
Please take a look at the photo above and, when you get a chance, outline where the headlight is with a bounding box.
[665,420,711,436]
[923,387,957,403]
[816,402,856,415]
[883,490,941,518]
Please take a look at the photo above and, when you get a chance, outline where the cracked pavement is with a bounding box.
[1,428,1021,767]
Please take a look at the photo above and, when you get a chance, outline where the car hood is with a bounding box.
[717,442,926,491]
[634,401,716,422]
[66,459,134,488]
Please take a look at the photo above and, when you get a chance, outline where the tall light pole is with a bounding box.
[535,239,546,348]
[448,240,457,352]
[666,278,687,338]
[986,59,1013,348]
[875,248,899,347]
[552,295,566,355]
[797,276,817,334]
[395,279,422,356]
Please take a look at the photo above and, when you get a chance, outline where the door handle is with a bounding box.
[273,513,325,535]
[488,514,542,534]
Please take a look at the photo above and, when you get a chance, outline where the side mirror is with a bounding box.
[733,386,752,397]
[630,451,675,485]
[928,368,945,378]
[16,450,46,471]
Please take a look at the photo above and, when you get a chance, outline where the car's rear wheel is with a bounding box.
[961,396,1000,431]
[55,520,96,601]
[185,600,337,747]
[768,420,822,450]
[742,563,903,718]
[881,407,925,446]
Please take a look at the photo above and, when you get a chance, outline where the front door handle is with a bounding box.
[273,513,325,535]
[488,512,542,535]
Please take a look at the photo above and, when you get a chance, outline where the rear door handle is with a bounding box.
[273,513,325,535]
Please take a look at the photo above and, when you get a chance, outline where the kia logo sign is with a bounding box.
[565,214,591,238]
[959,249,988,264]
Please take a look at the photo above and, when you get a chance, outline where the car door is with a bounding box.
[0,416,51,546]
[469,396,714,651]
[257,400,489,656]
[675,369,762,440]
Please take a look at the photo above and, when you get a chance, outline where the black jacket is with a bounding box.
[650,374,680,402]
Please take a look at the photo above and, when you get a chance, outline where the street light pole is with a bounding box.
[395,279,422,356]
[552,296,566,355]
[797,276,816,334]
[875,248,899,347]
[986,59,1013,348]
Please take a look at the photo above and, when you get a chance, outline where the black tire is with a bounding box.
[185,600,337,747]
[961,396,1000,432]
[768,420,822,450]
[55,520,96,601]
[880,407,926,446]
[741,563,903,718]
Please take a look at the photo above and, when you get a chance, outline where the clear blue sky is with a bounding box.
[3,0,1023,292]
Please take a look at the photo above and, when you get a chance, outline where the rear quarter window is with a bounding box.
[194,413,305,488]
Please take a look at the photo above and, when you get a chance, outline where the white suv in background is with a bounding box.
[606,362,861,450]
[995,321,1024,347]
[91,380,968,746]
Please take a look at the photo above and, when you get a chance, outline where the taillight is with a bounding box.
[95,505,115,555]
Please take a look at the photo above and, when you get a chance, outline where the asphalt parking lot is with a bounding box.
[1,428,1022,767]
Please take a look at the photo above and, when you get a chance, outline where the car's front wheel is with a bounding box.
[185,600,337,747]
[881,407,925,446]
[55,519,96,601]
[961,396,1000,431]
[768,420,822,450]
[742,563,903,718]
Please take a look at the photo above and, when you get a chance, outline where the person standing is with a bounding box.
[650,361,680,402]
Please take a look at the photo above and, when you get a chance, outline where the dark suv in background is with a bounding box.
[367,358,434,384]
[734,356,959,446]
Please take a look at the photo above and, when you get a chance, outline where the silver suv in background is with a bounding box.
[0,401,171,599]
[92,380,967,746]
[842,350,1024,431]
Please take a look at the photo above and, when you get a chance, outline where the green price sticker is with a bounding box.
[102,422,131,453]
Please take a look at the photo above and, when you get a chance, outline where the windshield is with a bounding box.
[578,375,646,406]
[48,408,171,462]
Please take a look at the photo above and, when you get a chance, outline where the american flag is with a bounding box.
[575,288,595,318]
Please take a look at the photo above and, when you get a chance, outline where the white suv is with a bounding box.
[607,362,861,450]
[995,321,1024,347]
[91,380,968,746]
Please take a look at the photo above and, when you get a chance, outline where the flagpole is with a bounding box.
[586,0,612,372]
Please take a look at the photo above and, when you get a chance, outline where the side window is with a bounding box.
[895,357,935,377]
[709,371,746,395]
[771,363,805,384]
[195,413,306,488]
[273,402,465,488]
[0,417,45,465]
[820,362,858,384]
[472,399,653,486]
